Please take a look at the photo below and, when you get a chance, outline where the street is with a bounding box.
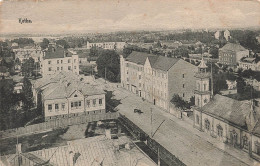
[95,78,259,166]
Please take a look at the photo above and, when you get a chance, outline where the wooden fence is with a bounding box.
[0,112,119,139]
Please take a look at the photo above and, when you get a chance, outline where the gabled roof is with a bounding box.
[126,51,180,71]
[219,43,247,52]
[126,51,156,65]
[44,47,73,59]
[201,94,251,127]
[152,56,179,71]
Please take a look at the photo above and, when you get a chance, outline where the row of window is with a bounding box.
[48,59,77,65]
[196,116,223,137]
[48,66,77,71]
[47,99,103,112]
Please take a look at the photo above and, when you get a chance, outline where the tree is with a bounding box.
[171,94,189,110]
[40,38,49,50]
[22,77,34,111]
[22,57,35,77]
[209,47,219,59]
[96,50,120,82]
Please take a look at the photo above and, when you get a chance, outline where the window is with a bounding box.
[57,67,59,71]
[48,67,52,71]
[86,100,90,107]
[62,103,65,110]
[183,74,185,78]
[48,61,51,64]
[75,102,78,108]
[79,101,81,107]
[183,84,185,88]
[61,60,63,64]
[71,102,73,108]
[93,99,96,106]
[205,119,210,131]
[217,125,223,137]
[55,104,59,111]
[68,66,71,70]
[99,99,102,105]
[74,66,76,69]
[204,84,206,91]
[139,75,141,79]
[68,59,71,63]
[61,67,63,70]
[183,93,185,97]
[48,104,52,111]
[57,60,59,64]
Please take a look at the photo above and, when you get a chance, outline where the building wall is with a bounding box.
[219,50,249,66]
[44,92,105,120]
[41,54,79,77]
[168,60,197,102]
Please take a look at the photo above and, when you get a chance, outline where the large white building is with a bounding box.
[33,71,105,121]
[120,51,197,111]
[86,41,126,50]
[41,46,79,77]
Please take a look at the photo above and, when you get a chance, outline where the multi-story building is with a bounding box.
[41,46,79,77]
[33,71,106,121]
[86,41,126,50]
[238,57,260,71]
[13,46,43,63]
[192,60,260,159]
[218,43,249,67]
[120,51,197,111]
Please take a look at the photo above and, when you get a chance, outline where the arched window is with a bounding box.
[242,135,248,149]
[205,119,210,131]
[217,125,223,137]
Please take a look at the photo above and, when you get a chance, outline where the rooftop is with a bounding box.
[126,51,180,71]
[44,46,74,59]
[219,43,247,52]
[201,94,260,130]
[34,71,103,100]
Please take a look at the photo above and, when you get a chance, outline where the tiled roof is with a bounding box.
[201,94,250,127]
[219,43,247,52]
[126,51,180,71]
[35,71,104,100]
[44,47,73,59]
[126,51,156,65]
[152,56,179,71]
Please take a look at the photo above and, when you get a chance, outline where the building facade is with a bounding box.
[192,62,260,159]
[120,51,197,111]
[238,57,260,71]
[41,46,79,77]
[218,43,249,67]
[13,47,43,63]
[86,41,126,50]
[33,71,106,121]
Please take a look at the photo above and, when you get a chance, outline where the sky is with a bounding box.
[0,0,260,34]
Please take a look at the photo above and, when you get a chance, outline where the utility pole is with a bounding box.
[105,67,107,83]
[150,108,153,137]
[211,61,213,98]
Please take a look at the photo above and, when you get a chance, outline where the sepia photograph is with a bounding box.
[0,0,260,165]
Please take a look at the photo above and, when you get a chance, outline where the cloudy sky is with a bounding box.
[0,0,259,34]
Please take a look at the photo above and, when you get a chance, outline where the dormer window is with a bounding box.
[74,94,78,97]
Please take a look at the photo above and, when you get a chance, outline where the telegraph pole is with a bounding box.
[150,108,153,137]
[105,67,107,83]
